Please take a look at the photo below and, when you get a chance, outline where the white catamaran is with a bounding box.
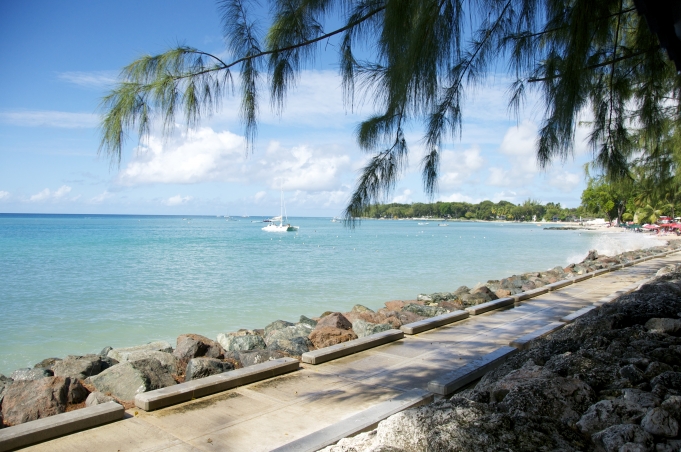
[262,188,299,232]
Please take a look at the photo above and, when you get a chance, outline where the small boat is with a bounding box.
[262,185,299,233]
[418,222,429,225]
[438,223,448,227]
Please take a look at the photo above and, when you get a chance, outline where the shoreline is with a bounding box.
[1,239,680,428]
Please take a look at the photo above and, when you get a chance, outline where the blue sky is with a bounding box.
[0,1,592,216]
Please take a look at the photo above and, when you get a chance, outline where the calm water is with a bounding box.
[0,214,661,374]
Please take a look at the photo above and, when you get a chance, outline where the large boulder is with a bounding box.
[645,318,681,335]
[107,340,173,362]
[265,323,314,346]
[217,330,266,352]
[112,350,178,375]
[10,368,53,381]
[185,358,234,381]
[401,303,448,317]
[86,359,176,401]
[351,320,393,338]
[33,358,62,369]
[85,392,115,407]
[1,377,88,426]
[51,354,108,380]
[299,315,318,328]
[309,327,358,349]
[315,313,352,330]
[174,334,225,361]
[267,336,314,356]
[264,320,295,337]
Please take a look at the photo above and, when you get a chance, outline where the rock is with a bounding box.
[99,346,113,357]
[86,359,176,401]
[237,349,287,367]
[471,285,498,300]
[416,293,432,302]
[265,323,314,346]
[121,350,178,374]
[10,367,53,381]
[577,399,648,435]
[401,303,448,317]
[351,319,393,338]
[51,354,106,380]
[264,320,295,337]
[33,358,61,369]
[107,340,173,362]
[645,362,674,380]
[299,315,318,328]
[174,334,225,361]
[398,311,426,325]
[621,389,660,409]
[217,331,266,352]
[645,318,681,335]
[641,407,679,437]
[459,292,492,306]
[384,300,406,311]
[267,336,313,356]
[1,377,88,426]
[309,327,357,349]
[661,396,681,418]
[352,304,374,313]
[592,424,654,452]
[185,357,234,381]
[495,289,512,298]
[85,392,115,407]
[651,372,681,392]
[315,313,352,330]
[621,364,647,384]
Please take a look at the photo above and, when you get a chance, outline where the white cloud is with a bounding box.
[117,127,246,186]
[90,191,113,203]
[392,189,413,204]
[487,167,509,186]
[29,185,72,202]
[58,71,118,89]
[438,146,485,189]
[439,192,477,203]
[0,111,98,128]
[164,195,193,206]
[547,170,582,192]
[0,191,9,200]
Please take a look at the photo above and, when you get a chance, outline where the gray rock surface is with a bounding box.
[33,358,61,369]
[185,357,234,381]
[640,407,679,437]
[351,319,393,338]
[1,377,88,426]
[592,424,654,452]
[86,359,176,401]
[85,391,115,407]
[264,320,295,337]
[401,303,448,317]
[107,340,173,362]
[10,367,53,381]
[173,333,225,361]
[264,323,314,346]
[217,330,266,352]
[51,354,106,380]
[645,318,681,335]
[113,350,178,374]
[236,349,287,367]
[267,336,313,356]
[298,315,318,328]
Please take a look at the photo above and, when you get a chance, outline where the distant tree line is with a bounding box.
[361,199,585,222]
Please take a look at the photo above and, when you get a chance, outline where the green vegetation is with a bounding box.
[99,0,680,221]
[362,199,583,221]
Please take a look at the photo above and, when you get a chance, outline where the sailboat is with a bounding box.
[262,187,299,232]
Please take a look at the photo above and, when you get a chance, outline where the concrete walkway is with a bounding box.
[23,253,681,452]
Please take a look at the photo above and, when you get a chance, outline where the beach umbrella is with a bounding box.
[643,224,660,229]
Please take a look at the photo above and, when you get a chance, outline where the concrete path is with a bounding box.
[22,253,680,452]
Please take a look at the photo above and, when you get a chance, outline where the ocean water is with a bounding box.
[0,214,663,374]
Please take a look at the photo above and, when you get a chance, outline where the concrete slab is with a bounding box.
[271,388,433,452]
[560,305,597,323]
[302,329,404,365]
[509,322,566,350]
[572,273,594,283]
[465,297,514,315]
[400,310,469,334]
[135,357,299,411]
[592,268,610,277]
[546,279,573,291]
[0,402,124,452]
[427,346,518,395]
[512,287,549,302]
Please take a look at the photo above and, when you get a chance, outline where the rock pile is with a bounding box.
[322,267,681,452]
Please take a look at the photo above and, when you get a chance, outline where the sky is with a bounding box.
[0,0,594,217]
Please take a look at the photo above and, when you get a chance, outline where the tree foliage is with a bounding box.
[99,0,681,221]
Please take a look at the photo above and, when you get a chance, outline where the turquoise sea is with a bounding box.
[0,214,662,375]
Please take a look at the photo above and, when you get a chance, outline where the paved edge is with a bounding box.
[301,329,404,365]
[427,346,519,396]
[270,388,433,452]
[509,321,566,350]
[0,402,124,452]
[561,305,597,323]
[400,310,469,335]
[546,279,573,291]
[134,358,299,411]
[512,287,549,302]
[465,297,514,315]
